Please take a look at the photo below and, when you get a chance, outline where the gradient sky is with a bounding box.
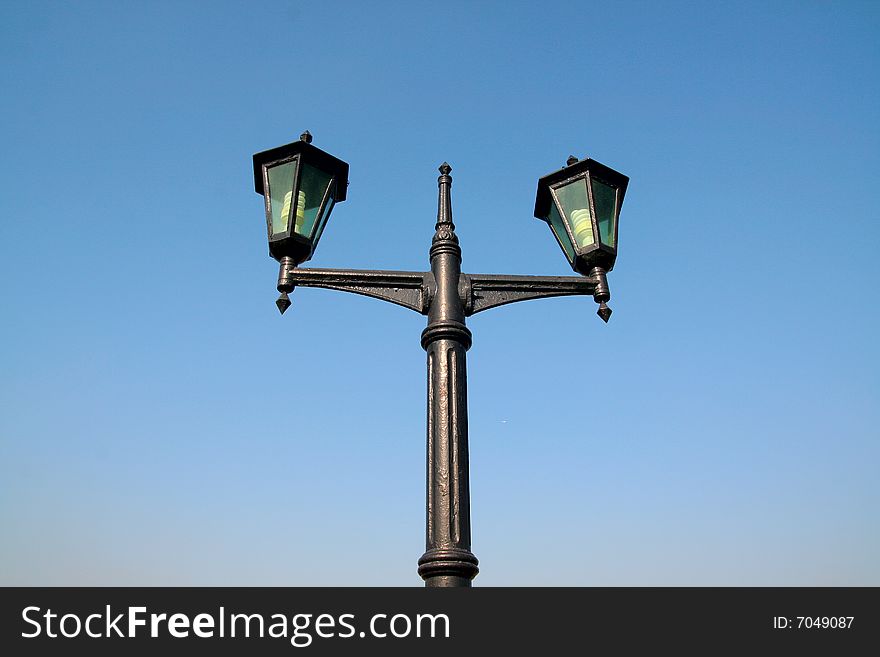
[1,0,878,586]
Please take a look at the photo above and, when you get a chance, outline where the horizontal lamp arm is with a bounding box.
[461,273,598,316]
[283,268,601,317]
[287,267,434,314]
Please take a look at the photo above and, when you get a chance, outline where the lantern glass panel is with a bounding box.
[546,200,575,263]
[311,186,336,249]
[267,160,298,237]
[556,178,594,249]
[592,177,617,247]
[296,163,334,240]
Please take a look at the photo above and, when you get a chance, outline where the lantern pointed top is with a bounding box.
[439,162,452,175]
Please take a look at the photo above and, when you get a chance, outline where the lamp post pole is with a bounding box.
[417,163,479,587]
[273,162,613,586]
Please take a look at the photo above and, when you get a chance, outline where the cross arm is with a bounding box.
[280,268,606,319]
[460,273,598,316]
[286,267,434,314]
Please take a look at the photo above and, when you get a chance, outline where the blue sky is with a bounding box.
[1,0,878,585]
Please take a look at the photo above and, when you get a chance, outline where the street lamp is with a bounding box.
[253,130,349,314]
[534,155,629,322]
[252,133,628,586]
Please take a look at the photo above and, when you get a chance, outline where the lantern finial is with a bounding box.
[300,131,313,144]
[276,292,292,314]
[590,266,612,322]
[566,155,579,166]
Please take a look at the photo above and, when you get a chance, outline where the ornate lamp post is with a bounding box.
[253,133,629,586]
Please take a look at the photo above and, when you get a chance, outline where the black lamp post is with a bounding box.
[253,133,628,586]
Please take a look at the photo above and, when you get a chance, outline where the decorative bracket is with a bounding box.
[286,269,600,317]
[286,268,434,315]
[461,273,598,316]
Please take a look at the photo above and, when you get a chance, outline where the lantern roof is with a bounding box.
[253,136,349,202]
[534,156,628,221]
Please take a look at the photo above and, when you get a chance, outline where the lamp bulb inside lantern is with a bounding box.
[280,191,292,226]
[570,208,594,247]
[279,190,307,234]
[295,190,306,232]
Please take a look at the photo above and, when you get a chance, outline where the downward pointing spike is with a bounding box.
[276,292,291,315]
[597,302,612,323]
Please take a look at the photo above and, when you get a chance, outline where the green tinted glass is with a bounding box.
[556,178,594,249]
[267,160,297,236]
[592,177,617,247]
[546,201,574,263]
[296,164,334,239]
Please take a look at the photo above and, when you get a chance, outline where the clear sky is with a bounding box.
[1,0,878,586]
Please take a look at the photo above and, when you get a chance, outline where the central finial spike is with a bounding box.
[432,160,457,245]
[300,131,313,144]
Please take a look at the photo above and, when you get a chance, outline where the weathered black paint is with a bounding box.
[257,140,623,586]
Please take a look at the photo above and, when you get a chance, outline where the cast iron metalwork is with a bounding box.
[281,268,432,314]
[462,273,597,315]
[533,155,628,321]
[253,131,350,279]
[255,136,624,586]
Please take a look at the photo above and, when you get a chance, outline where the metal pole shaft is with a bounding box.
[417,163,479,587]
